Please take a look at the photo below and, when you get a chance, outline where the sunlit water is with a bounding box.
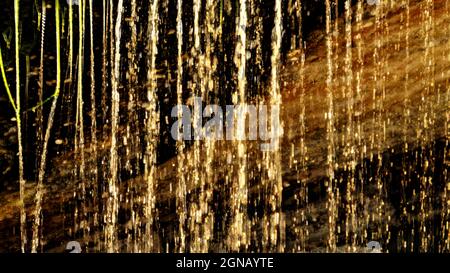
[0,0,449,253]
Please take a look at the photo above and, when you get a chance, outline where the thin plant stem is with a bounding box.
[0,47,17,112]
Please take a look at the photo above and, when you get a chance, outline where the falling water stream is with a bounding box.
[0,0,449,253]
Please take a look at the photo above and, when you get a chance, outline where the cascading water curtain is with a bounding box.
[0,0,449,253]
